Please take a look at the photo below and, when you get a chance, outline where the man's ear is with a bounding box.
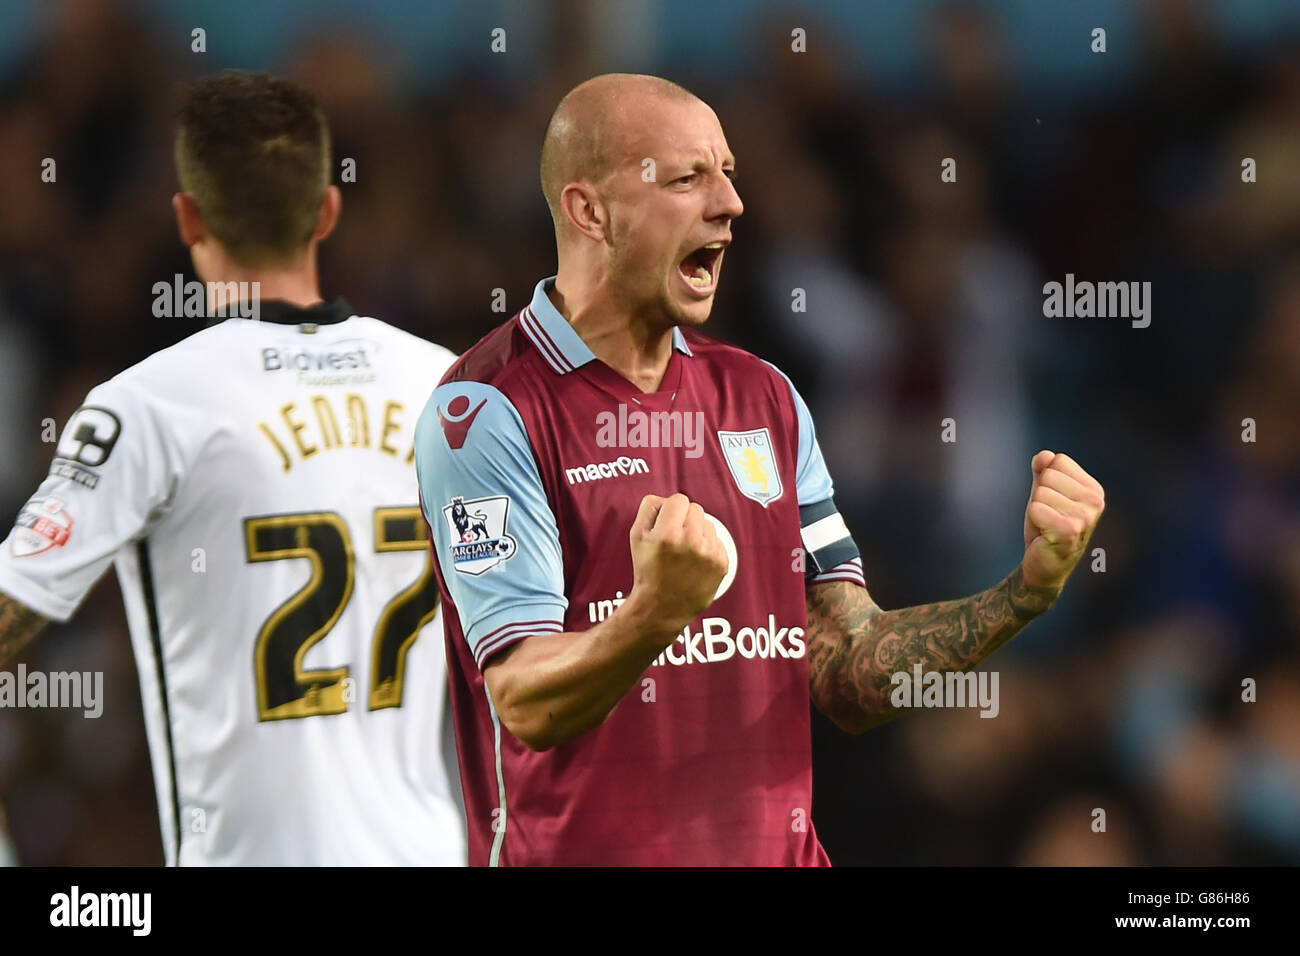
[172,193,205,248]
[560,181,607,243]
[313,185,342,242]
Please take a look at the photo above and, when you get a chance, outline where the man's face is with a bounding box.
[600,98,743,327]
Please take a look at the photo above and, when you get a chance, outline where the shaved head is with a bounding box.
[540,73,699,233]
[538,72,743,333]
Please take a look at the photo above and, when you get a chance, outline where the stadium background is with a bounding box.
[0,0,1298,865]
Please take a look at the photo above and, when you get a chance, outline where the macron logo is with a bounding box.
[565,455,650,485]
[438,395,487,450]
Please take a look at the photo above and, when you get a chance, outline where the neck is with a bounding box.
[202,247,324,312]
[551,269,675,394]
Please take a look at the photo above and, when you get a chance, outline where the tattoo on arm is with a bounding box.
[806,567,1059,732]
[0,594,50,668]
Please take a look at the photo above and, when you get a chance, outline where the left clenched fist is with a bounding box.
[1021,450,1105,592]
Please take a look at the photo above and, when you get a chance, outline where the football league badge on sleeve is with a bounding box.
[442,495,518,575]
[717,428,784,508]
[12,496,74,556]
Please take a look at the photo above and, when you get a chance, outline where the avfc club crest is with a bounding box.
[717,428,784,508]
[441,495,518,575]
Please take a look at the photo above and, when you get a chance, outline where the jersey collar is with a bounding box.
[520,276,693,375]
[255,297,355,326]
[206,297,355,328]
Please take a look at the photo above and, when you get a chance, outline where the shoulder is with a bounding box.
[414,315,537,451]
[415,377,531,463]
[51,324,240,464]
[97,321,242,402]
[441,315,538,391]
[344,316,459,402]
[348,315,458,372]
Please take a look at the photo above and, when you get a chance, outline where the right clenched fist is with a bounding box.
[627,493,729,635]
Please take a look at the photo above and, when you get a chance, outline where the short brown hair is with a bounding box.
[174,72,331,266]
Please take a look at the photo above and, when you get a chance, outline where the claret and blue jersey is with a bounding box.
[415,277,864,866]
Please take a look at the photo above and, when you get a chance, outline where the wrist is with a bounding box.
[616,587,693,650]
[1008,565,1061,620]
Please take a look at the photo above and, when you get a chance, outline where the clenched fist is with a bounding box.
[628,493,729,633]
[1022,451,1105,592]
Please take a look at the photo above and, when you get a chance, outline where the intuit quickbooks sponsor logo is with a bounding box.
[589,599,806,667]
[890,664,999,718]
[650,615,806,666]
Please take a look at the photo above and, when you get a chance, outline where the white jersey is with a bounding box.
[0,299,465,865]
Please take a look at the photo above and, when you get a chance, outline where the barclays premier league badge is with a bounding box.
[442,495,518,575]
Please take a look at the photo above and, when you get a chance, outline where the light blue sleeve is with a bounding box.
[765,362,864,585]
[764,362,833,506]
[414,381,567,668]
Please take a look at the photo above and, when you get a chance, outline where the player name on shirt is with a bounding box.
[256,393,416,473]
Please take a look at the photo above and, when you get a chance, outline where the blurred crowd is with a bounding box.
[0,0,1297,865]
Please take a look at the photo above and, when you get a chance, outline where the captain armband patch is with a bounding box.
[799,498,860,579]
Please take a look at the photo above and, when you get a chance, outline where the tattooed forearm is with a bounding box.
[0,594,50,668]
[806,567,1059,733]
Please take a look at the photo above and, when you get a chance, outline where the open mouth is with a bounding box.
[678,241,726,296]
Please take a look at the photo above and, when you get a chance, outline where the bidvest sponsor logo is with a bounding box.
[262,338,378,386]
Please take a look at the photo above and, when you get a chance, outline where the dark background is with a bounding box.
[0,0,1298,865]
